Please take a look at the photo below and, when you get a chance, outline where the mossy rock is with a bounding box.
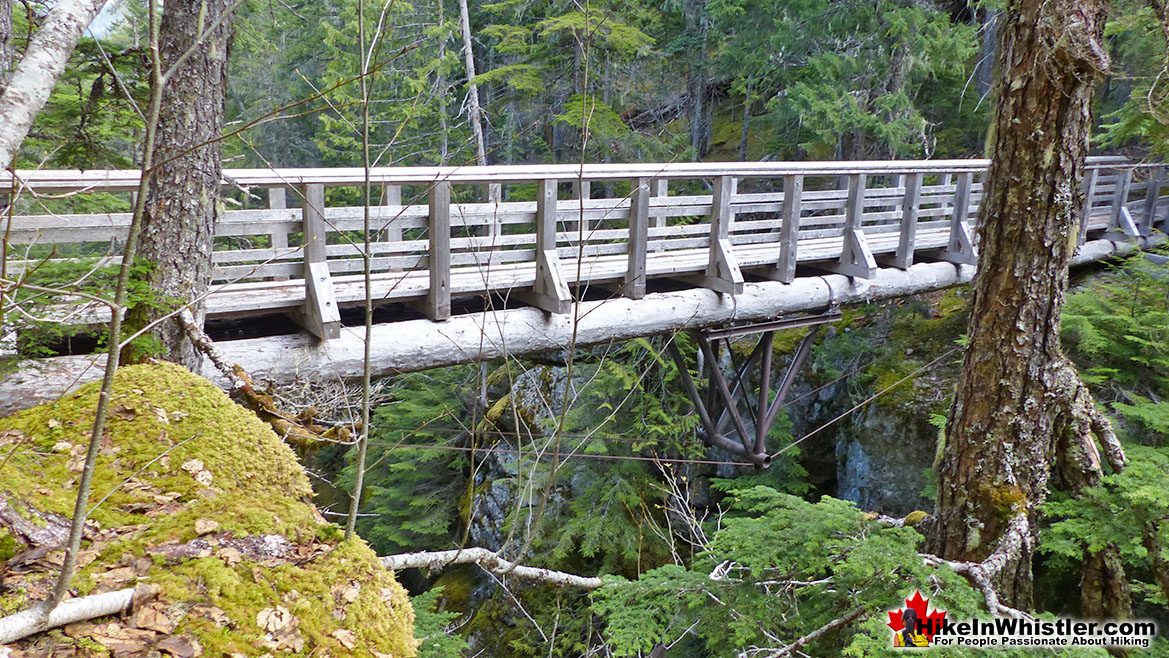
[0,363,416,657]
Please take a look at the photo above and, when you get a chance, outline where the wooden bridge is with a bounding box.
[1,156,1165,401]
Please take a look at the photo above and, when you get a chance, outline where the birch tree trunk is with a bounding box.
[457,0,498,203]
[929,0,1127,613]
[0,0,13,92]
[0,0,107,172]
[125,0,235,368]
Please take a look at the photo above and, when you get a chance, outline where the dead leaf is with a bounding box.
[194,469,213,486]
[180,459,204,474]
[331,629,358,649]
[130,601,176,634]
[51,440,72,453]
[111,405,137,421]
[157,635,202,658]
[194,518,219,536]
[47,418,62,429]
[257,606,293,633]
[153,407,170,425]
[218,546,243,567]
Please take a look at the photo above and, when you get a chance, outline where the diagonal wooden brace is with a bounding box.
[302,261,340,340]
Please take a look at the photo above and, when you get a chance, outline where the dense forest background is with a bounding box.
[6,0,1169,655]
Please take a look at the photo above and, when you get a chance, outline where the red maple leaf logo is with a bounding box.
[887,591,948,644]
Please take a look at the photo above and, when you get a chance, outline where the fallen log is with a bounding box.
[382,547,603,589]
[0,588,135,645]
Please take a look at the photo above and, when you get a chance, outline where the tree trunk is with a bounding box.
[0,0,107,172]
[457,0,497,202]
[930,0,1123,612]
[0,0,13,92]
[685,0,709,161]
[125,0,235,369]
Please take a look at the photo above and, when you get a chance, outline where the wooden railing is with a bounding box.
[3,157,1164,340]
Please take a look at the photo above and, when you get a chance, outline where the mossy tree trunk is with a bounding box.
[126,0,235,368]
[929,0,1130,616]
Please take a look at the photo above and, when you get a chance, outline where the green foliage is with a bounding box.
[593,485,995,657]
[1098,1,1169,155]
[345,367,475,555]
[1063,256,1169,440]
[1045,445,1169,607]
[411,587,470,657]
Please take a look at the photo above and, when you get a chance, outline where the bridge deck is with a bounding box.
[2,158,1165,339]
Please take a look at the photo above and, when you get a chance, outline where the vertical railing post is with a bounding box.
[269,187,289,281]
[774,174,803,283]
[1142,172,1162,238]
[1079,167,1099,245]
[517,179,570,313]
[698,175,743,294]
[939,171,976,265]
[427,181,452,320]
[890,172,921,269]
[825,173,876,278]
[383,183,402,243]
[650,178,668,252]
[623,177,650,299]
[1106,167,1138,240]
[572,179,591,237]
[300,183,340,339]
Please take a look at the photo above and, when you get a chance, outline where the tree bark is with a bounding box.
[0,0,13,92]
[125,0,235,369]
[930,0,1121,611]
[0,0,107,172]
[685,0,710,161]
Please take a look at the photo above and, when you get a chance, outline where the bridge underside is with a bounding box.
[0,235,1154,417]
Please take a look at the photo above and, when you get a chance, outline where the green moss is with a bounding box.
[0,363,416,657]
[0,528,17,563]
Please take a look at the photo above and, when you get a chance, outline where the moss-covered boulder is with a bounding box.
[0,363,416,657]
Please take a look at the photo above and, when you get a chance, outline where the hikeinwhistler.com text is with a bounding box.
[924,618,1157,649]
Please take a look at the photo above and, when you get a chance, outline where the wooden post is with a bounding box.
[650,178,667,252]
[300,183,340,340]
[938,171,977,265]
[692,175,743,294]
[427,181,452,320]
[383,184,402,243]
[517,179,571,313]
[572,179,591,236]
[1079,168,1099,245]
[888,172,921,269]
[772,174,803,283]
[1106,168,1139,240]
[623,177,649,299]
[1142,174,1162,238]
[269,187,289,281]
[822,173,877,278]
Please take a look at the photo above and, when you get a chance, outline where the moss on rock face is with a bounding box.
[0,363,416,657]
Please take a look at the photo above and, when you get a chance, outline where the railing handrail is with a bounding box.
[2,156,1137,193]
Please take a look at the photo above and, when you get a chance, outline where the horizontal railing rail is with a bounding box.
[2,157,1164,340]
